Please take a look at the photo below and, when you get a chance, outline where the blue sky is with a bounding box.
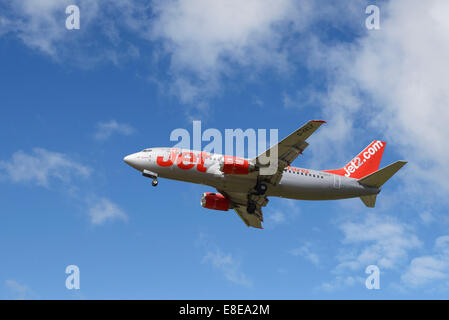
[1,0,449,299]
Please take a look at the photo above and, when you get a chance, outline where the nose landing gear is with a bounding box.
[142,169,159,187]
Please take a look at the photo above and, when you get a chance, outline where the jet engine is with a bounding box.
[220,156,256,175]
[201,192,230,211]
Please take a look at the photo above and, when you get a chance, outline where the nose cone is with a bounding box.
[123,154,133,165]
[123,153,139,169]
[123,152,146,171]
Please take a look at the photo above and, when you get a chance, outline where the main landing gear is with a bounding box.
[247,202,256,214]
[142,169,158,187]
[247,182,269,213]
[255,182,267,195]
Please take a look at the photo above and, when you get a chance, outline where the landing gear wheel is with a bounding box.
[152,179,158,187]
[255,183,267,195]
[247,202,256,214]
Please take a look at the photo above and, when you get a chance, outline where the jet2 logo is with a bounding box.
[344,140,384,177]
[157,148,252,174]
[157,148,210,172]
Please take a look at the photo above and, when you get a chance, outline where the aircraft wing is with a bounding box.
[254,120,326,186]
[218,189,266,229]
[234,206,263,229]
[216,120,325,229]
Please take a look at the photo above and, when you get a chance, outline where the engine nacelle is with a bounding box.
[220,156,255,175]
[201,192,230,211]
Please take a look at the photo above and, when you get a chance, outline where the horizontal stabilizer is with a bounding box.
[360,194,377,208]
[358,161,407,188]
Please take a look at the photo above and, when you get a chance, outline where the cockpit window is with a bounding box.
[142,149,152,152]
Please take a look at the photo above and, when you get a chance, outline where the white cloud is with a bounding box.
[1,0,372,110]
[265,199,300,226]
[305,0,449,195]
[318,214,421,292]
[0,15,14,37]
[1,0,379,111]
[290,242,320,266]
[318,275,364,293]
[350,0,449,192]
[419,211,435,225]
[5,280,34,300]
[336,214,421,271]
[88,197,128,225]
[0,148,90,187]
[296,1,449,292]
[267,211,286,224]
[5,0,96,56]
[94,120,134,141]
[149,0,309,104]
[197,233,252,287]
[202,247,252,287]
[401,235,449,288]
[0,0,145,64]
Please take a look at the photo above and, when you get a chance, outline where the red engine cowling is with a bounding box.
[220,156,255,175]
[201,192,230,211]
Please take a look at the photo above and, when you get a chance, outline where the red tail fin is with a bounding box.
[324,140,386,179]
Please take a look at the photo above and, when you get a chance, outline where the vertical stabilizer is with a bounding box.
[324,140,387,179]
[324,140,386,179]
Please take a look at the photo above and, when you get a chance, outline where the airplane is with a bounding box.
[123,120,407,229]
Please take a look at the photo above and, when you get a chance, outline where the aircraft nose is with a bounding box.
[123,154,135,166]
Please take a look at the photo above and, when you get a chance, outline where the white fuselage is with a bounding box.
[124,147,379,201]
